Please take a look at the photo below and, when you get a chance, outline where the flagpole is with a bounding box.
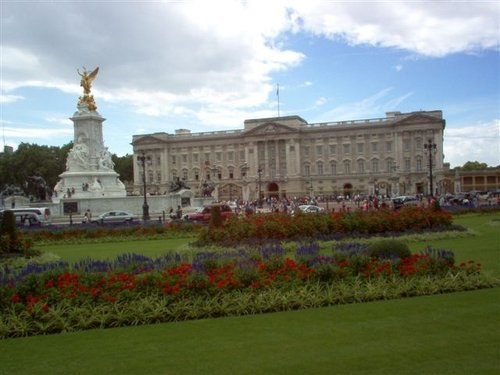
[277,83,280,118]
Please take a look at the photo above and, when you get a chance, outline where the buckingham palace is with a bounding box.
[131,110,446,202]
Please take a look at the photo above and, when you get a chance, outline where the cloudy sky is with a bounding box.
[1,0,499,167]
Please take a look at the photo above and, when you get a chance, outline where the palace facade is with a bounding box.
[131,110,446,202]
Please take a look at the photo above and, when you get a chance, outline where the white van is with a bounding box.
[0,207,51,226]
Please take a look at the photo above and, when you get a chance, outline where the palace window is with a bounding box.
[357,160,365,173]
[416,157,423,171]
[343,160,351,174]
[372,159,379,173]
[386,159,394,173]
[304,165,311,177]
[416,138,423,150]
[404,158,411,171]
[330,161,337,175]
[317,162,324,176]
[316,145,323,156]
[403,139,411,152]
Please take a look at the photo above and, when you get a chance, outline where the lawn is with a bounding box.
[38,237,193,263]
[1,212,498,374]
[410,213,500,278]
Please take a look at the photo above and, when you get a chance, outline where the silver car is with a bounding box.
[298,205,325,213]
[92,211,138,224]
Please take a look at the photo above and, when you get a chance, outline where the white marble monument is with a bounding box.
[54,67,126,199]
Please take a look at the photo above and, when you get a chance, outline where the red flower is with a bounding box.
[10,294,20,303]
[250,280,260,289]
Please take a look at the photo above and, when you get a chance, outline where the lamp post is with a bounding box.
[257,167,263,207]
[424,139,437,197]
[137,151,151,221]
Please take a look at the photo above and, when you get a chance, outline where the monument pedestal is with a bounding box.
[54,105,126,199]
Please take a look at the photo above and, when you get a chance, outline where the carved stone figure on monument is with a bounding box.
[66,141,90,171]
[98,147,114,170]
[169,177,190,193]
[91,177,103,191]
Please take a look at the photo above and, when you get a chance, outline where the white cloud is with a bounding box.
[44,117,73,126]
[2,0,498,122]
[2,126,73,139]
[288,1,499,57]
[1,0,498,159]
[0,94,24,104]
[444,120,500,167]
[315,96,327,106]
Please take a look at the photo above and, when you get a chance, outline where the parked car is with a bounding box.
[392,196,419,210]
[183,204,234,223]
[298,205,325,213]
[14,213,42,227]
[0,207,51,225]
[92,211,138,224]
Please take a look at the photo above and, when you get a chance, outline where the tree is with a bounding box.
[0,142,71,196]
[460,161,489,171]
[0,143,133,196]
[112,154,133,183]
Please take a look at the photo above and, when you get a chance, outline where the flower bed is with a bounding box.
[17,221,198,245]
[196,206,454,246]
[0,243,493,338]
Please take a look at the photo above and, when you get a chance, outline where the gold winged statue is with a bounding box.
[77,67,99,111]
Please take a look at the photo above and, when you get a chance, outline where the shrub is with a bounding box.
[367,239,411,259]
[0,210,17,252]
[209,205,223,228]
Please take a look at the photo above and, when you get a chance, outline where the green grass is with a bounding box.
[39,238,193,263]
[0,288,498,375]
[410,213,500,278]
[2,212,498,374]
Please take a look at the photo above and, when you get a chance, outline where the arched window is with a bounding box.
[416,157,423,172]
[330,161,337,175]
[317,161,324,176]
[357,159,365,174]
[343,160,351,174]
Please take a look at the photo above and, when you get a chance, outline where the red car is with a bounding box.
[183,204,234,223]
